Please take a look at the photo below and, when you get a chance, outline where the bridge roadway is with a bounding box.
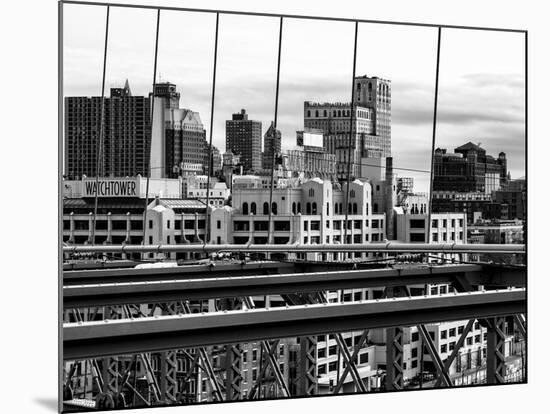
[63,288,526,360]
[63,263,526,309]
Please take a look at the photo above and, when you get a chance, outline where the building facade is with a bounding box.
[226,109,262,173]
[64,80,151,179]
[353,75,392,158]
[433,143,508,194]
[262,121,282,170]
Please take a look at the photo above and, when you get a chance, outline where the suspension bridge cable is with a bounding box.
[426,27,442,243]
[91,5,110,246]
[142,9,161,245]
[204,13,220,244]
[343,22,359,245]
[267,17,284,245]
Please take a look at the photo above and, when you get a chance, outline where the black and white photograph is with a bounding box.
[6,0,549,413]
[58,0,528,411]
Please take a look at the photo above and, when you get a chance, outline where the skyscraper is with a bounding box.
[150,83,207,178]
[262,121,281,170]
[225,109,262,173]
[353,75,392,157]
[64,80,151,179]
[303,102,374,179]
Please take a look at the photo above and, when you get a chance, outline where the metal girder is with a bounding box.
[486,317,507,384]
[514,314,526,340]
[63,242,526,255]
[385,327,404,390]
[310,292,366,394]
[242,297,290,399]
[64,261,294,286]
[63,289,526,360]
[298,336,318,395]
[158,303,179,405]
[333,330,369,394]
[334,334,367,393]
[434,319,475,387]
[225,344,242,401]
[63,264,527,309]
[417,324,452,387]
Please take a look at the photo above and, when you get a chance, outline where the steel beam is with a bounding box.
[64,289,525,360]
[64,242,525,255]
[64,261,294,286]
[486,317,507,384]
[64,264,526,309]
[434,319,475,387]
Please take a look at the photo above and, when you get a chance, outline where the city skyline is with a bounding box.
[63,5,525,193]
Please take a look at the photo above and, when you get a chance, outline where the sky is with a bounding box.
[63,4,526,193]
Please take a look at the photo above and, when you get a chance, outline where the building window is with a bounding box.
[432,219,438,228]
[263,202,269,215]
[432,233,439,242]
[309,188,315,197]
[272,202,277,215]
[441,330,447,340]
[297,202,302,214]
[326,203,330,215]
[411,332,419,342]
[306,202,311,214]
[251,202,256,215]
[217,220,221,229]
[449,328,456,337]
[242,202,249,215]
[312,202,317,215]
[149,220,153,229]
[373,203,378,213]
[292,202,296,214]
[359,353,369,364]
[440,344,447,353]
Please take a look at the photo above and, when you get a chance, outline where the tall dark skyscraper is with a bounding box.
[225,109,262,173]
[64,80,151,179]
[262,121,281,170]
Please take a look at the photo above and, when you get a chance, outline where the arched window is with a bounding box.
[326,202,330,215]
[323,110,327,117]
[315,110,319,117]
[263,202,269,215]
[338,110,342,117]
[308,188,314,197]
[353,203,358,214]
[306,202,311,214]
[271,202,277,215]
[297,202,302,213]
[333,110,337,117]
[251,202,256,215]
[334,203,338,214]
[242,202,248,215]
[307,110,311,117]
[374,203,378,213]
[312,202,317,215]
[292,202,296,214]
[357,82,361,90]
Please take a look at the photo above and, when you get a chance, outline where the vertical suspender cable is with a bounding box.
[91,6,110,247]
[343,21,359,250]
[267,17,284,246]
[204,13,220,245]
[426,27,442,248]
[142,9,161,246]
